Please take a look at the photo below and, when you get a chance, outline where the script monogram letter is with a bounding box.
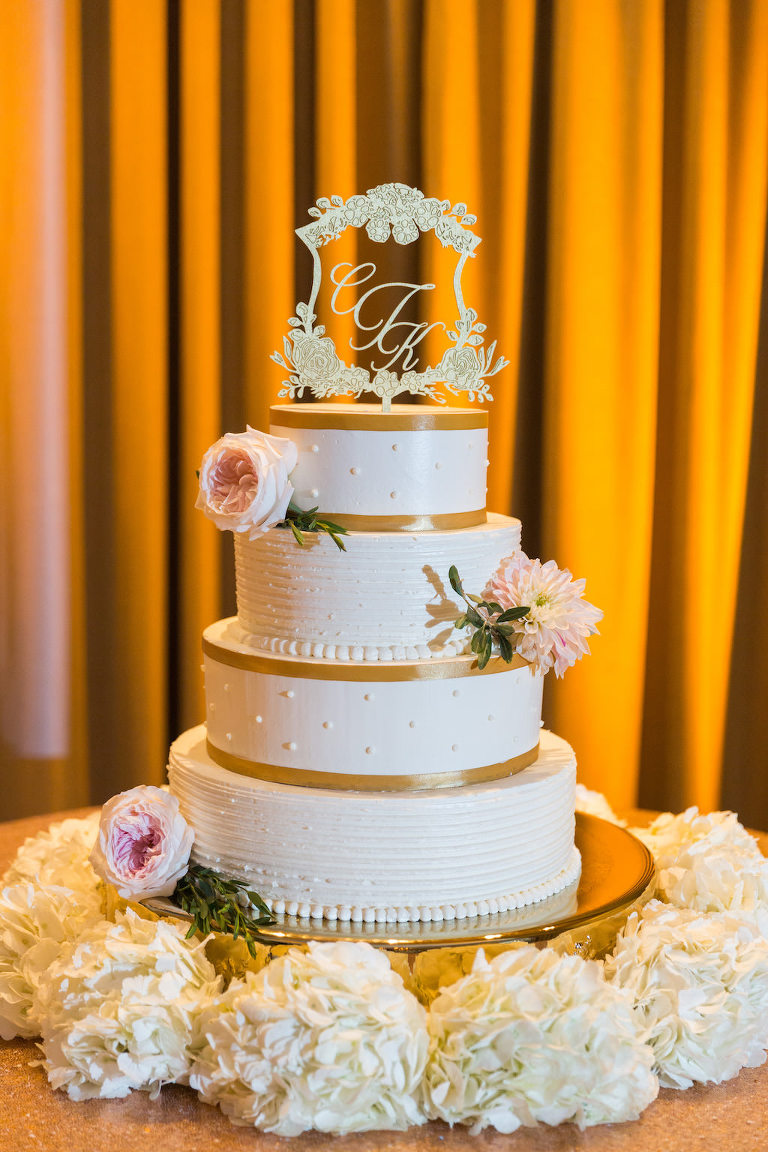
[330,262,444,372]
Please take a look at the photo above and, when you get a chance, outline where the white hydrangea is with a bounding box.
[190,940,429,1135]
[423,945,657,1133]
[3,813,101,896]
[34,910,221,1101]
[0,880,104,1040]
[632,807,761,863]
[574,784,625,826]
[604,901,768,1089]
[632,808,768,931]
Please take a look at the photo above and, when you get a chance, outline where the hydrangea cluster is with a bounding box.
[631,808,768,932]
[2,798,767,1135]
[0,881,104,1040]
[423,946,658,1133]
[605,901,768,1088]
[0,815,104,1040]
[4,812,100,891]
[190,941,428,1136]
[34,910,221,1100]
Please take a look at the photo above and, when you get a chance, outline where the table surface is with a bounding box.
[2,808,768,1152]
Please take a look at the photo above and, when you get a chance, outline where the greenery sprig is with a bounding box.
[277,500,349,551]
[172,863,275,958]
[449,564,530,670]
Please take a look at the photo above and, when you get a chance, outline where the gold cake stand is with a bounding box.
[142,813,655,964]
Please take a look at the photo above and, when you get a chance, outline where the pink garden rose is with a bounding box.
[89,786,194,900]
[487,552,603,678]
[196,427,298,538]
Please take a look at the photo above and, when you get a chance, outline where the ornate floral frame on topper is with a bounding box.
[271,183,508,412]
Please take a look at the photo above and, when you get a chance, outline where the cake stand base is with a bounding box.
[136,814,655,974]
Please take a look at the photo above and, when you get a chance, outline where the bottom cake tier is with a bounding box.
[168,726,580,924]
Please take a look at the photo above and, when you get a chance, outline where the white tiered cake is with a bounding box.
[167,403,584,923]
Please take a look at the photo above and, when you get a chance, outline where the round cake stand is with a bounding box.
[143,813,655,961]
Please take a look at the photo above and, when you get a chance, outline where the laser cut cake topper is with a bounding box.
[271,183,508,411]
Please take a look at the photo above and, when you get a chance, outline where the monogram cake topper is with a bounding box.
[271,183,508,411]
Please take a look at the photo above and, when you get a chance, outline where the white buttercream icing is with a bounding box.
[235,513,521,660]
[203,619,543,783]
[168,728,579,923]
[270,414,488,518]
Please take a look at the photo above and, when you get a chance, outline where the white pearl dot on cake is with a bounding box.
[409,720,416,728]
[364,693,374,701]
[390,490,397,499]
[255,715,263,724]
[285,689,295,698]
[310,443,319,453]
[451,743,459,752]
[322,720,333,729]
[209,703,215,712]
[288,741,297,751]
[488,714,494,722]
[391,443,399,451]
[225,732,232,742]
[310,487,319,498]
[223,683,230,692]
[452,688,460,697]
[365,746,374,755]
[350,466,360,475]
[435,461,441,469]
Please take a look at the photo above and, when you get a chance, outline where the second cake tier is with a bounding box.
[234,512,521,661]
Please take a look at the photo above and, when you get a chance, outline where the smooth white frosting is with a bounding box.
[270,413,488,518]
[234,513,521,660]
[168,727,580,923]
[203,618,543,783]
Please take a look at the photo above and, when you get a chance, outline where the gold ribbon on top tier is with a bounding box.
[315,509,487,531]
[270,404,489,432]
[205,738,541,792]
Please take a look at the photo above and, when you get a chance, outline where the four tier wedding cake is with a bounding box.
[167,401,600,923]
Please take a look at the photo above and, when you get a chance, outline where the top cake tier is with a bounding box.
[270,403,488,529]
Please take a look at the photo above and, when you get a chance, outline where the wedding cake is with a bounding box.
[167,402,596,923]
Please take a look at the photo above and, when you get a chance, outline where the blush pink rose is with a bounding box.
[89,786,194,900]
[195,427,298,538]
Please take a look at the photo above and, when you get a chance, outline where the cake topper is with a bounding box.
[271,183,508,411]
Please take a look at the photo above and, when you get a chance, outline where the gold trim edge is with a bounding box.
[202,635,531,680]
[270,406,489,432]
[205,739,540,791]
[319,509,486,531]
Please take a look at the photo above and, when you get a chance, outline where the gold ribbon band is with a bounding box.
[270,405,488,432]
[206,739,540,792]
[203,635,530,681]
[320,509,486,532]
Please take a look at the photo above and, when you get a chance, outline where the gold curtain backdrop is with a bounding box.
[1,0,767,824]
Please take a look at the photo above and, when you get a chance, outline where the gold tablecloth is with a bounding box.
[2,808,768,1152]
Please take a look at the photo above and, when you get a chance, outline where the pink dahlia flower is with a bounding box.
[486,552,602,678]
[89,786,194,900]
[196,427,298,538]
